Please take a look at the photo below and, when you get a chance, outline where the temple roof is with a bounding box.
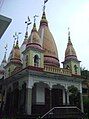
[8,40,21,63]
[38,11,60,66]
[65,30,77,61]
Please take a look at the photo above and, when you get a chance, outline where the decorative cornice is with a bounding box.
[27,65,44,72]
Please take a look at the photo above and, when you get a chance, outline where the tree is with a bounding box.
[68,85,81,108]
[83,97,89,119]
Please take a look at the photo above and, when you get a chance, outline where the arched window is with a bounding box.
[26,55,28,67]
[34,54,39,67]
[74,65,78,74]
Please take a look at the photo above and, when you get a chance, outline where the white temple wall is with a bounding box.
[36,85,45,104]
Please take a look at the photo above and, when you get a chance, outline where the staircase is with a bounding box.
[41,106,86,119]
[2,106,86,119]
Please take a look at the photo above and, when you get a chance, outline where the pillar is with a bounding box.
[80,84,84,112]
[80,93,83,112]
[67,91,70,105]
[66,89,69,105]
[49,83,52,110]
[63,89,66,105]
[26,87,32,115]
[49,88,52,109]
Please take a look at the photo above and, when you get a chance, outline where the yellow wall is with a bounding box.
[64,60,81,75]
[6,64,16,78]
[23,49,44,68]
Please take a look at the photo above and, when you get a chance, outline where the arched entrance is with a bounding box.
[31,82,65,115]
[51,84,65,107]
[32,82,50,115]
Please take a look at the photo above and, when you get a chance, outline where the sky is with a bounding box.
[0,0,89,69]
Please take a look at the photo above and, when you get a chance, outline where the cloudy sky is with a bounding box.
[0,0,89,69]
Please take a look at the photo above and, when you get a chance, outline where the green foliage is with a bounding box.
[68,85,80,107]
[81,69,89,79]
[83,97,89,118]
[83,97,89,104]
[68,85,79,95]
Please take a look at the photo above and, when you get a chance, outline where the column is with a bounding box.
[49,83,52,110]
[80,84,84,112]
[80,93,83,112]
[66,89,69,105]
[26,87,32,115]
[63,89,66,105]
[49,88,52,109]
[65,85,70,105]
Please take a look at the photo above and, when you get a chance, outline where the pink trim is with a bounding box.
[27,43,41,47]
[26,43,44,51]
[27,65,44,72]
[44,55,59,61]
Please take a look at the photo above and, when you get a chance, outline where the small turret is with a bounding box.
[5,34,22,78]
[23,15,44,68]
[62,28,81,75]
[27,15,42,47]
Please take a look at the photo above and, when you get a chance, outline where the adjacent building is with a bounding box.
[0,14,12,39]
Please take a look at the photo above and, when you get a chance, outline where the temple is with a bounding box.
[0,2,86,119]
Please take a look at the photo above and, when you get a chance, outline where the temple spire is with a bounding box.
[13,33,16,47]
[40,0,48,26]
[2,44,7,63]
[68,27,71,41]
[25,16,31,39]
[13,32,21,48]
[43,0,48,12]
[68,27,72,45]
[33,15,38,30]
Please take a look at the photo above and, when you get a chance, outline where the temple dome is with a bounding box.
[27,23,43,51]
[8,40,21,63]
[38,11,60,67]
[65,36,77,61]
